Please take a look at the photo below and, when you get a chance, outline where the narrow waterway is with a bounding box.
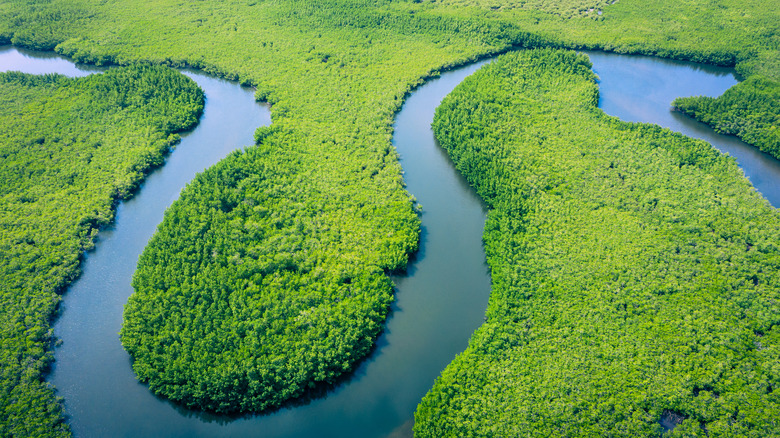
[2,46,777,437]
[1,47,491,437]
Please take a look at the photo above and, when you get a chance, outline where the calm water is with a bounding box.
[586,51,780,207]
[1,46,777,437]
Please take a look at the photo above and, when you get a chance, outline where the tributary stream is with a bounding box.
[1,46,776,437]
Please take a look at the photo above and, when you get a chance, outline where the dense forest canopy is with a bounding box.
[0,66,203,436]
[120,140,420,412]
[0,0,777,435]
[674,78,780,160]
[415,48,780,437]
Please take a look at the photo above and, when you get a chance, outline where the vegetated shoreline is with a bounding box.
[673,77,780,161]
[0,63,205,437]
[4,20,767,172]
[415,47,779,437]
[77,26,548,416]
[11,12,767,171]
[38,49,493,438]
[35,40,758,423]
[117,37,742,415]
[0,43,759,418]
[3,0,776,432]
[1,41,505,427]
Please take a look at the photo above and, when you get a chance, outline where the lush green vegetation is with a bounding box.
[0,66,203,436]
[119,138,421,412]
[105,0,540,415]
[415,48,780,437]
[0,0,542,424]
[0,0,779,432]
[0,0,540,423]
[674,77,780,159]
[431,0,780,151]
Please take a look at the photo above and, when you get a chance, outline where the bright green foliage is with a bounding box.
[0,0,778,431]
[415,49,780,437]
[432,0,780,70]
[0,0,546,422]
[674,77,780,159]
[119,139,420,412]
[0,0,547,420]
[110,4,545,412]
[0,67,203,436]
[101,0,541,415]
[0,0,92,51]
[431,0,780,150]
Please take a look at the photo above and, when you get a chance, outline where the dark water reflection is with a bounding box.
[2,46,776,437]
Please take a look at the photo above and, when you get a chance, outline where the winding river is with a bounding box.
[1,46,777,437]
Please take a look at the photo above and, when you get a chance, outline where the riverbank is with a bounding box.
[0,51,205,436]
[4,36,779,436]
[416,47,780,437]
[2,48,490,438]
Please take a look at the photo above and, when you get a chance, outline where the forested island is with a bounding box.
[0,0,778,435]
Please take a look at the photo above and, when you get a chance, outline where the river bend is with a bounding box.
[1,46,777,437]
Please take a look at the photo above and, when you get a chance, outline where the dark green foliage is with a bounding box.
[415,49,780,437]
[120,137,421,412]
[0,66,203,437]
[674,77,780,158]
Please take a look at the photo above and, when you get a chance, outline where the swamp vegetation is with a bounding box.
[0,66,203,436]
[0,0,778,435]
[416,48,780,437]
[674,78,780,160]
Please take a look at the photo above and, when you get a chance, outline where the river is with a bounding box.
[1,46,776,437]
[586,51,780,207]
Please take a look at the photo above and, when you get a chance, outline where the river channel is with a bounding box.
[1,46,777,437]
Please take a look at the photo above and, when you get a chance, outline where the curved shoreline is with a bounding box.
[1,47,491,438]
[2,46,777,436]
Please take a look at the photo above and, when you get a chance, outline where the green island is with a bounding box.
[416,48,779,437]
[0,0,778,434]
[0,66,203,436]
[674,77,780,160]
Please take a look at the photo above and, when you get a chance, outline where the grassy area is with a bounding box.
[0,66,203,436]
[416,48,780,437]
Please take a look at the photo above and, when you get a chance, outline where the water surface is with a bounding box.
[1,48,491,437]
[587,51,780,207]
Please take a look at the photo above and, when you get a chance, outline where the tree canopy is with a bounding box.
[415,48,780,437]
[674,77,780,159]
[0,0,778,433]
[0,65,203,437]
